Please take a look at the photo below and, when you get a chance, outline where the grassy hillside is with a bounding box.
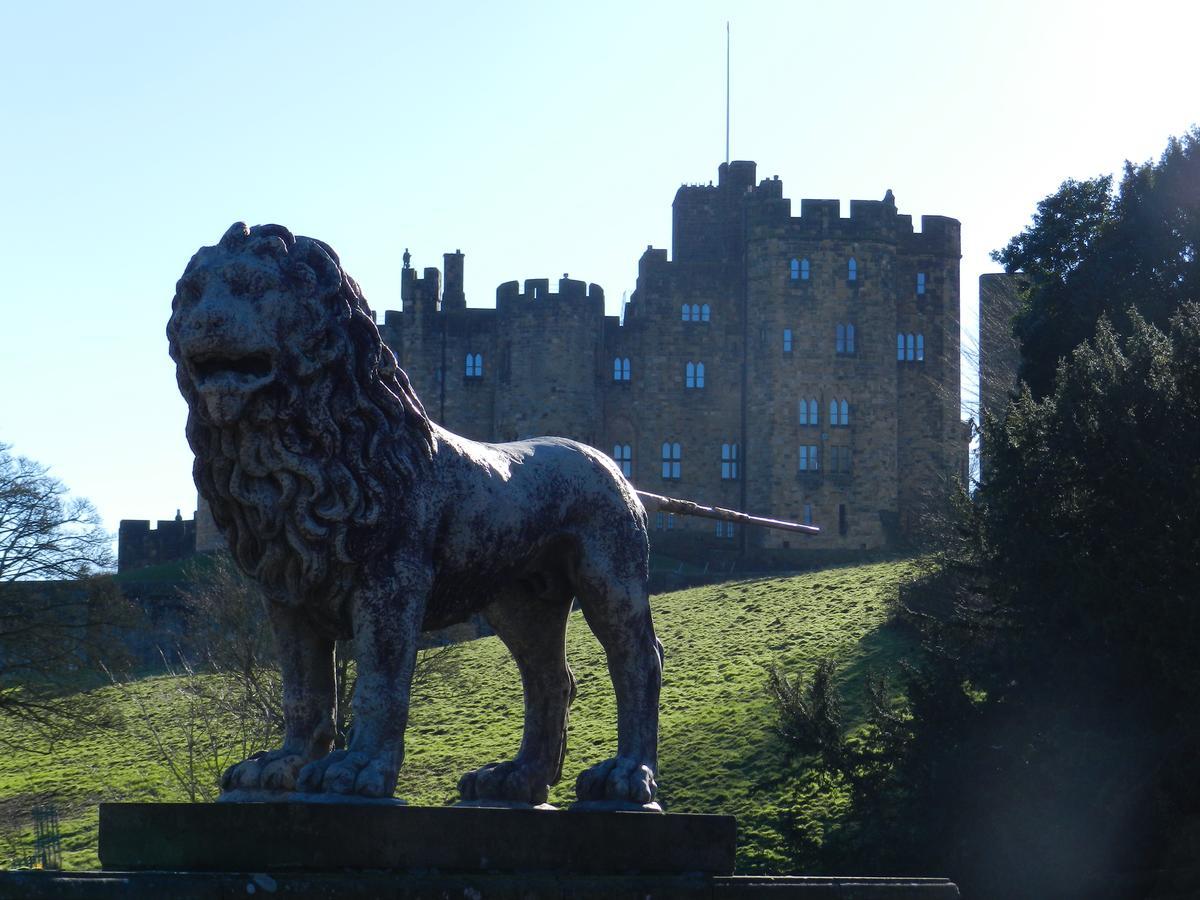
[0,558,919,871]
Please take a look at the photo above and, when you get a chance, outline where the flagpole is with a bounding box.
[725,21,731,166]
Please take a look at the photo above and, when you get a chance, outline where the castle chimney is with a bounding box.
[443,250,465,311]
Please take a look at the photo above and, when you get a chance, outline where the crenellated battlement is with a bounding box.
[496,275,605,312]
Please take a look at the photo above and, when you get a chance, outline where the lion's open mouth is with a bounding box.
[190,352,273,385]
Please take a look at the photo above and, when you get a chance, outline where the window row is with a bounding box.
[797,445,853,474]
[797,399,851,426]
[610,442,740,481]
[789,257,928,294]
[897,333,925,362]
[790,257,858,281]
[681,303,712,322]
[651,511,736,538]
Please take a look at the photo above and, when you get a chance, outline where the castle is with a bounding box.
[380,160,965,558]
[120,159,965,571]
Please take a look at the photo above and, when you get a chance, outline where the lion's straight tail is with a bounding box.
[634,490,820,535]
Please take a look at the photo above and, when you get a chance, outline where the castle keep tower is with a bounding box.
[379,161,963,558]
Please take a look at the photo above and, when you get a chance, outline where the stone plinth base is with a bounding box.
[0,870,961,899]
[98,802,736,875]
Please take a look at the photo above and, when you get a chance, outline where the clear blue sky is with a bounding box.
[1,0,1195,539]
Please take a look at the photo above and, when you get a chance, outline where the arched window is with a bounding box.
[696,362,705,388]
[790,258,800,280]
[906,334,915,361]
[661,442,681,479]
[701,303,711,322]
[686,362,705,388]
[846,324,856,353]
[681,304,691,322]
[840,399,849,426]
[613,357,631,381]
[836,324,846,354]
[829,399,838,425]
[783,328,793,352]
[612,443,632,478]
[801,258,810,280]
[916,334,925,361]
[721,443,739,480]
[848,257,857,281]
[465,353,483,377]
[897,333,905,360]
[691,303,701,321]
[800,398,818,425]
[623,358,631,380]
[916,272,926,295]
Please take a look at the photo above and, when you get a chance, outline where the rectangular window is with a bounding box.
[830,446,852,474]
[798,444,820,472]
[612,444,632,478]
[897,334,905,361]
[721,443,739,480]
[838,504,848,536]
[667,513,676,530]
[661,442,681,480]
[837,324,856,355]
[916,272,926,295]
[916,334,925,361]
[783,329,792,353]
[803,504,813,525]
[656,511,664,530]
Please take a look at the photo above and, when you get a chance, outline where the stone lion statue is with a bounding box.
[167,223,662,808]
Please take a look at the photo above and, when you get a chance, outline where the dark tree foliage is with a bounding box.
[995,128,1200,398]
[773,132,1200,897]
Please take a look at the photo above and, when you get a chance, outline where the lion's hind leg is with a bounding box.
[573,565,662,809]
[457,585,576,806]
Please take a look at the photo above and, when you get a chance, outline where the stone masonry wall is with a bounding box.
[377,161,963,559]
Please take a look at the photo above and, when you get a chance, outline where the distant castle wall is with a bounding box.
[117,511,196,572]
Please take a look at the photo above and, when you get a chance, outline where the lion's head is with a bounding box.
[168,223,433,612]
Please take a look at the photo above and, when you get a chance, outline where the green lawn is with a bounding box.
[0,558,919,872]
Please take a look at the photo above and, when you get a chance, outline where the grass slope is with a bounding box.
[0,558,918,871]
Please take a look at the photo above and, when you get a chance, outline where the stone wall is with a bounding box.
[117,512,196,573]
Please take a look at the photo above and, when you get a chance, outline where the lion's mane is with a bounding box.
[168,223,434,619]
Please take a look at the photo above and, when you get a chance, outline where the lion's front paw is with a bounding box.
[575,756,657,805]
[221,748,313,794]
[297,749,399,798]
[458,760,550,805]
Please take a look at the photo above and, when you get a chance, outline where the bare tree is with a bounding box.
[0,442,125,745]
[0,443,113,583]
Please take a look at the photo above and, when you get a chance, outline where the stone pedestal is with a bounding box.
[0,803,961,898]
[97,802,736,875]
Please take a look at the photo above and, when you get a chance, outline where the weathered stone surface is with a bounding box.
[0,870,960,899]
[167,224,664,807]
[98,803,735,875]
